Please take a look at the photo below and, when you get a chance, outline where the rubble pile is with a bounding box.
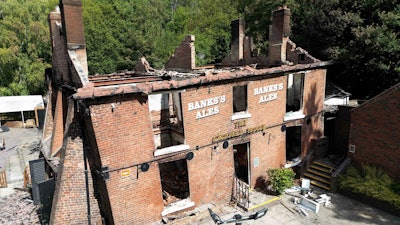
[0,190,40,225]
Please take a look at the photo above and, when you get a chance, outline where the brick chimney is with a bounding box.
[60,0,86,49]
[268,6,291,65]
[165,35,196,71]
[230,18,245,63]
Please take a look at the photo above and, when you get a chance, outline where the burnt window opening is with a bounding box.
[286,126,302,160]
[149,92,185,149]
[159,159,190,205]
[286,73,304,112]
[298,53,305,61]
[233,85,248,113]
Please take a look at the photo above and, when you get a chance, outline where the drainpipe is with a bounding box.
[79,103,91,225]
[83,140,91,225]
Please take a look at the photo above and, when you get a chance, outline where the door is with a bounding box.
[233,143,250,184]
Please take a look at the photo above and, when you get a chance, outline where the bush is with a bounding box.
[338,164,400,209]
[267,168,295,195]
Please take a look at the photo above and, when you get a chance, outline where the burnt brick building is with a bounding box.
[40,1,330,224]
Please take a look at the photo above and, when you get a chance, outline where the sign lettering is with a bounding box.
[254,83,283,104]
[188,95,226,119]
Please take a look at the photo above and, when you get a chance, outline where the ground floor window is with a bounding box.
[159,159,190,205]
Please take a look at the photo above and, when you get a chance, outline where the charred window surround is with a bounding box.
[232,85,251,120]
[149,92,188,156]
[285,73,305,121]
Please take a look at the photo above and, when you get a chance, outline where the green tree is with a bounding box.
[0,0,53,96]
[290,0,399,99]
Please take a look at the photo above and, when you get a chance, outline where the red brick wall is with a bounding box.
[88,94,164,224]
[61,0,86,49]
[301,69,326,158]
[49,10,71,84]
[182,69,326,192]
[50,90,64,156]
[50,100,101,225]
[67,69,326,224]
[349,84,400,180]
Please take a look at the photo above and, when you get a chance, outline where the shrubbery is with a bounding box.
[338,164,400,209]
[267,168,295,195]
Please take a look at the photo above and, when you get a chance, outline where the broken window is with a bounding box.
[149,92,186,153]
[159,159,190,206]
[233,85,248,113]
[286,73,304,112]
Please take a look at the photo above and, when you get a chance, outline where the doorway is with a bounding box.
[233,143,250,184]
[159,159,190,206]
[286,126,302,160]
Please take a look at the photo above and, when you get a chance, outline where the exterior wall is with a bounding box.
[73,68,326,224]
[348,84,400,180]
[50,90,64,155]
[87,94,164,224]
[300,69,326,158]
[165,35,195,70]
[49,10,71,84]
[50,99,101,225]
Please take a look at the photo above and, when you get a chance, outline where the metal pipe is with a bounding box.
[82,122,91,225]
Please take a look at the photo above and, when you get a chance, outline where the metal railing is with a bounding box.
[232,176,250,209]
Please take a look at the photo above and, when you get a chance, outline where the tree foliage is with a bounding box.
[0,0,399,99]
[0,0,54,96]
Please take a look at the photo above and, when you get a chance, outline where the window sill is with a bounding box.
[161,198,195,216]
[154,144,190,157]
[231,112,252,121]
[284,111,305,121]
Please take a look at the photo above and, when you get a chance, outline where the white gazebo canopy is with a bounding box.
[0,95,44,127]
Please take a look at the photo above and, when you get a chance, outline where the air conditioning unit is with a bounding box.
[348,145,356,153]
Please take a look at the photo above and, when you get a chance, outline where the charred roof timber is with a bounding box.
[49,2,331,99]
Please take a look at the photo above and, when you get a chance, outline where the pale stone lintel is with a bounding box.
[154,144,190,157]
[161,198,195,216]
[284,111,305,121]
[231,112,252,121]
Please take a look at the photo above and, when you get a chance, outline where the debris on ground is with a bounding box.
[0,190,40,225]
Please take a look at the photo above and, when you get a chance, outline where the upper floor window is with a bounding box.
[233,85,248,113]
[286,73,304,112]
[285,73,305,121]
[232,85,251,120]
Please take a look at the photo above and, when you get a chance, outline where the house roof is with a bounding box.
[0,95,44,113]
[74,61,331,100]
[325,81,351,100]
[351,82,400,112]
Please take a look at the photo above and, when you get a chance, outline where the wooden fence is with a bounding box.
[0,170,7,188]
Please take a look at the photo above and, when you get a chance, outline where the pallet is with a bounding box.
[0,170,7,188]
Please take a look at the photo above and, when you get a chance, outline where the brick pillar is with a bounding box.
[50,90,64,156]
[60,0,86,50]
[268,6,291,65]
[50,100,101,225]
[165,35,196,70]
[230,18,245,63]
